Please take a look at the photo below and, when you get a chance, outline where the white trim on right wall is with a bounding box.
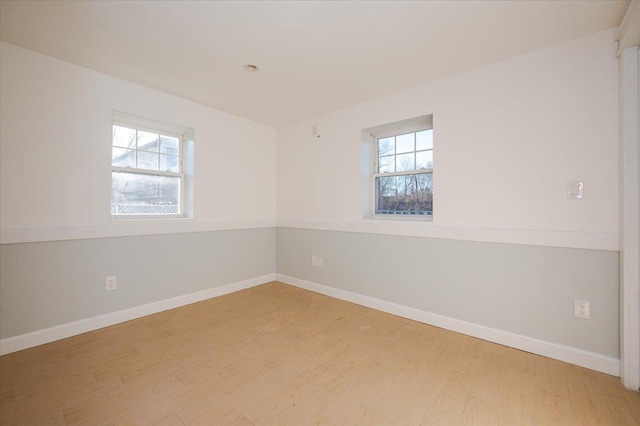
[618,44,640,391]
[615,0,640,391]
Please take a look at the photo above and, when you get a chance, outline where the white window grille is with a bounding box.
[111,112,192,218]
[371,116,433,217]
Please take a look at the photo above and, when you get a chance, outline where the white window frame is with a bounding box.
[370,117,434,220]
[111,111,192,220]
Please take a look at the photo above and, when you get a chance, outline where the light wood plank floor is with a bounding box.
[1,282,638,425]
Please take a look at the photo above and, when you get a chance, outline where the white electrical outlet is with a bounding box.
[317,257,323,268]
[105,275,117,291]
[311,256,317,267]
[574,299,590,319]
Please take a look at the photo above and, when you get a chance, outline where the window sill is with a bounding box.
[369,214,433,222]
[111,215,190,222]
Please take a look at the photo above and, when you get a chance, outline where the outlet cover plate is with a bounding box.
[105,275,117,291]
[574,299,590,319]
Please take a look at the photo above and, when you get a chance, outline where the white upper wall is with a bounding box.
[277,29,619,251]
[0,28,621,250]
[0,42,277,243]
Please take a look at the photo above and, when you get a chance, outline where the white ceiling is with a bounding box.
[0,0,630,127]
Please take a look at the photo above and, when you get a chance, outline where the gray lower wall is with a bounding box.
[0,227,276,339]
[1,225,620,359]
[276,227,619,358]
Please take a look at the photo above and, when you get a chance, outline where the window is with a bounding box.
[111,112,193,218]
[371,116,433,217]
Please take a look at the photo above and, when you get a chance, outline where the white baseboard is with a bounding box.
[276,274,620,376]
[0,274,276,356]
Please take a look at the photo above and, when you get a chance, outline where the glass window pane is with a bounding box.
[160,135,179,155]
[395,133,414,154]
[137,130,159,152]
[112,125,136,148]
[416,173,434,214]
[160,154,180,173]
[416,129,433,151]
[137,151,158,170]
[378,137,394,156]
[376,173,433,216]
[112,171,181,215]
[377,175,398,200]
[396,153,415,172]
[378,155,395,173]
[416,150,433,169]
[112,147,135,167]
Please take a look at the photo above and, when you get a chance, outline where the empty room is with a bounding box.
[1,0,639,424]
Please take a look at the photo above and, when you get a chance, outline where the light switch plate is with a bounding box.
[567,181,584,200]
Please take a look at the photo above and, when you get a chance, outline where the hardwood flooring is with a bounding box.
[1,281,638,425]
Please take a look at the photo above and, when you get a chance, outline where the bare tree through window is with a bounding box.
[374,128,433,216]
